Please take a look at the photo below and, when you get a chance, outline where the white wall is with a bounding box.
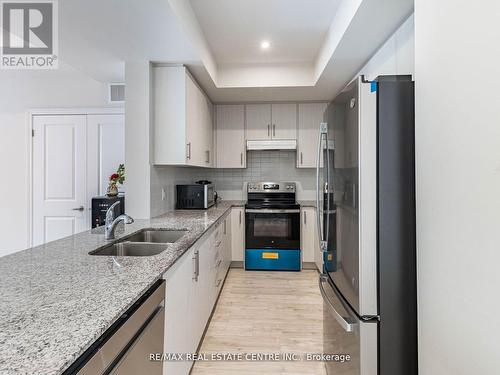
[217,62,314,88]
[358,14,414,80]
[124,62,152,219]
[0,63,117,256]
[415,1,500,374]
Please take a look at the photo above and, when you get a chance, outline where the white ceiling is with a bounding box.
[58,0,199,83]
[55,0,413,103]
[184,0,414,101]
[189,0,342,65]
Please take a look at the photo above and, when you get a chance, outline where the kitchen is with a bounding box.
[1,1,500,375]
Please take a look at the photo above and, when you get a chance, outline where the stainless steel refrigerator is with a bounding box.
[316,75,417,375]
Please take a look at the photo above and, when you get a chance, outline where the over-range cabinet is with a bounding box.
[316,76,417,375]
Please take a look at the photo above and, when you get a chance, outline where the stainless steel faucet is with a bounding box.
[105,201,134,240]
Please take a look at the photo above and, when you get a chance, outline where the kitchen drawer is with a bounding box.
[245,249,301,271]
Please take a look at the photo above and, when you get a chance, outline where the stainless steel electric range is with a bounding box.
[245,182,301,271]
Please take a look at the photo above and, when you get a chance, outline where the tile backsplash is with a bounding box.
[151,150,316,216]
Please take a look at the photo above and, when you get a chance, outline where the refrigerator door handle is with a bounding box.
[316,123,328,252]
[319,274,358,333]
[324,125,331,254]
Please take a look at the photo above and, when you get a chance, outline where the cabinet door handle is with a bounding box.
[239,210,242,225]
[267,124,270,137]
[273,124,276,137]
[196,251,199,280]
[223,219,226,234]
[186,142,191,160]
[304,211,307,225]
[192,251,197,281]
[300,152,303,165]
[72,206,84,211]
[216,279,222,288]
[240,152,243,165]
[192,250,199,281]
[206,150,210,163]
[197,251,200,280]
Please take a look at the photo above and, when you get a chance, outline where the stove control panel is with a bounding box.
[247,182,296,193]
[263,183,279,190]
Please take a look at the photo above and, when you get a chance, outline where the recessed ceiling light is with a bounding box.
[260,40,271,50]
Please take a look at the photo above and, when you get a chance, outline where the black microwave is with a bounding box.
[176,184,215,209]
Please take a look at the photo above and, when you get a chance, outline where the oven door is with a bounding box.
[245,209,300,249]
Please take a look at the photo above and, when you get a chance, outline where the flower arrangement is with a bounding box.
[107,164,125,196]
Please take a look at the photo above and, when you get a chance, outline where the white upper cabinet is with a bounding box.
[245,103,297,141]
[245,104,271,140]
[154,66,214,167]
[297,102,328,168]
[215,105,246,168]
[271,103,297,140]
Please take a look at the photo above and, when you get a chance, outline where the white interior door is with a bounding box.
[87,114,125,197]
[33,115,87,246]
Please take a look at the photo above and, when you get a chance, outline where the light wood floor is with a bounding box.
[191,268,326,375]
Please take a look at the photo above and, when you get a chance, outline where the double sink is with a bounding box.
[90,229,188,257]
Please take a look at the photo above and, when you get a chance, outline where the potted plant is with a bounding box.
[107,164,125,197]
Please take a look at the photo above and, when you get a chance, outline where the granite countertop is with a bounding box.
[0,201,244,375]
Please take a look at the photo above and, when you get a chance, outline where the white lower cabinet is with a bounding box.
[230,208,245,262]
[162,211,232,375]
[300,207,321,270]
[193,232,215,345]
[212,220,224,304]
[162,245,196,375]
[212,216,231,298]
[222,215,232,282]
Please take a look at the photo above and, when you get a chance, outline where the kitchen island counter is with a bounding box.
[0,201,244,375]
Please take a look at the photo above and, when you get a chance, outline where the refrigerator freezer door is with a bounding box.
[320,275,377,375]
[324,77,378,317]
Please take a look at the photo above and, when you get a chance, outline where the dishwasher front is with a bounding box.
[64,280,165,375]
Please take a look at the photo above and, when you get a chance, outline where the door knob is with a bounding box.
[72,206,84,211]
